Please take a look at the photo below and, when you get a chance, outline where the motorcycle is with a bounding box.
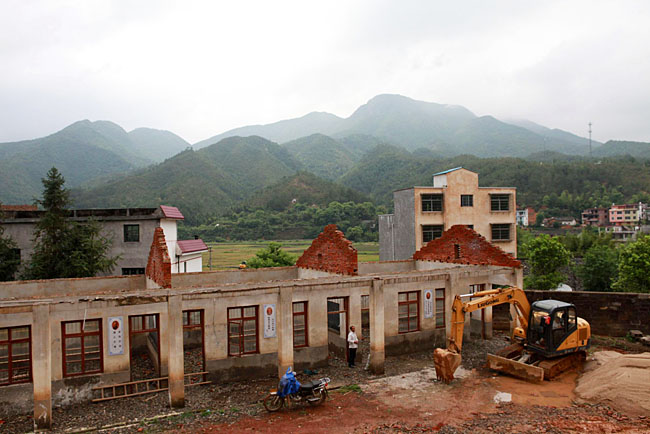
[263,368,330,412]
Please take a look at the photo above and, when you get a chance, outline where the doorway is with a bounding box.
[327,297,349,362]
[182,310,206,383]
[128,314,160,381]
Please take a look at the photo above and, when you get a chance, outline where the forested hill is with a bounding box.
[195,94,595,157]
[72,136,304,224]
[593,140,650,159]
[0,120,189,204]
[340,144,650,217]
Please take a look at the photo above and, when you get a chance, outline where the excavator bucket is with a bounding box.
[486,354,544,383]
[433,348,462,383]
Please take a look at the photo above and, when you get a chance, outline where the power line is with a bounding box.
[588,121,592,158]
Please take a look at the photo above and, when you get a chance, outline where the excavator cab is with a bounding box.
[527,300,582,358]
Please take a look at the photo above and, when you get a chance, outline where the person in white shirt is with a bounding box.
[347,325,359,367]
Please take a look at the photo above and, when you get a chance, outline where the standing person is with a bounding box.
[347,325,359,367]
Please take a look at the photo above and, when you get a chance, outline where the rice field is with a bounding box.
[201,240,379,271]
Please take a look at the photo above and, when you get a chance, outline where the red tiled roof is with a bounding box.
[412,224,521,268]
[160,205,184,220]
[1,204,38,211]
[177,239,208,254]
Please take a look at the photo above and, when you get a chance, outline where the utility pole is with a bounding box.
[589,121,592,158]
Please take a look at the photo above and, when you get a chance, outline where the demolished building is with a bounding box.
[0,224,522,430]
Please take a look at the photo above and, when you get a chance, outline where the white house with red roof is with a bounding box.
[0,204,207,278]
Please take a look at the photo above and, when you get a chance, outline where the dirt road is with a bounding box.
[180,367,650,433]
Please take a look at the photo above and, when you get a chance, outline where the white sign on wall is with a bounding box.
[423,290,434,319]
[263,304,276,338]
[108,316,124,356]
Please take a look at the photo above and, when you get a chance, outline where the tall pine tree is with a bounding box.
[23,168,118,279]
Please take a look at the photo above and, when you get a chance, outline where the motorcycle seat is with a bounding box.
[299,380,320,390]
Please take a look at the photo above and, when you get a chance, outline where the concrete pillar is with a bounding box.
[348,291,362,342]
[511,268,525,335]
[369,278,385,374]
[277,286,294,379]
[167,295,185,408]
[32,304,52,431]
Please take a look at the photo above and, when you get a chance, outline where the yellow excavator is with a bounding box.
[434,286,591,383]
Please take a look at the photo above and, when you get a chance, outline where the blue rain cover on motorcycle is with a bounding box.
[277,367,301,398]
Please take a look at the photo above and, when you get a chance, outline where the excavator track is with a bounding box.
[538,351,586,380]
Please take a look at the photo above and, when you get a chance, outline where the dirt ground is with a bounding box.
[2,334,649,433]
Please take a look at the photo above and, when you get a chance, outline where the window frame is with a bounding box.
[460,194,473,207]
[435,288,445,329]
[61,319,104,378]
[398,291,420,334]
[227,306,259,357]
[0,326,32,386]
[422,225,444,243]
[123,224,140,242]
[292,302,308,348]
[490,194,510,212]
[491,223,511,241]
[421,194,443,212]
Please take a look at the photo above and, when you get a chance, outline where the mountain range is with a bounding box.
[1,94,648,223]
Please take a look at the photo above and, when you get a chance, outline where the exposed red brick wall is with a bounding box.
[412,224,521,268]
[296,224,358,275]
[146,227,172,288]
[0,204,38,211]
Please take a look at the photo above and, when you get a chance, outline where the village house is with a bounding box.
[0,224,522,430]
[0,205,207,278]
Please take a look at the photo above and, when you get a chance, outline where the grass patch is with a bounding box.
[202,240,378,271]
[335,384,362,393]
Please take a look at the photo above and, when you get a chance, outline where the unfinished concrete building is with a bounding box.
[0,224,522,430]
[379,167,517,261]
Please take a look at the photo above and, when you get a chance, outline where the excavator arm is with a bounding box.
[447,287,531,352]
[434,286,531,383]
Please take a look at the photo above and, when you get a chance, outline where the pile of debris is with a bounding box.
[575,350,650,417]
[629,329,650,347]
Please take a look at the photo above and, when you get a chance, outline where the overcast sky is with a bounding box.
[1,0,649,144]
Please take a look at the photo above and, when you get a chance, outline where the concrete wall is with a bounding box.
[378,214,394,261]
[358,260,415,274]
[0,275,145,299]
[392,189,416,260]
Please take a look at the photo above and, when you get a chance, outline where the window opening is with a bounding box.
[490,194,510,211]
[421,194,443,212]
[292,302,308,348]
[228,306,258,356]
[461,195,473,207]
[0,326,32,386]
[435,289,445,328]
[491,224,511,241]
[422,225,444,243]
[62,319,103,377]
[124,224,140,242]
[398,291,420,333]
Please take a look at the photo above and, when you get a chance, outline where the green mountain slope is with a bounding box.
[71,136,301,224]
[197,94,594,157]
[0,120,191,204]
[194,112,344,148]
[593,140,650,159]
[282,134,360,180]
[128,127,190,162]
[249,171,369,210]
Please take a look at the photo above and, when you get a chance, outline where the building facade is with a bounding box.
[581,207,609,226]
[379,167,517,260]
[0,205,205,278]
[0,224,522,429]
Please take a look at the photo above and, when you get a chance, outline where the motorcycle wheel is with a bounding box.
[307,389,327,406]
[263,394,284,412]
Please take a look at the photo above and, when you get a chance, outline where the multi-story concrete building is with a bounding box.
[379,167,517,260]
[581,207,609,226]
[0,224,523,429]
[0,205,206,277]
[609,203,640,226]
[516,207,537,227]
